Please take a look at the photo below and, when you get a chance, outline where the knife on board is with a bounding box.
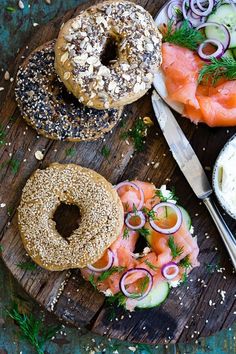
[151,89,236,270]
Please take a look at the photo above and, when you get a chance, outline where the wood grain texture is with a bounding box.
[0,0,235,345]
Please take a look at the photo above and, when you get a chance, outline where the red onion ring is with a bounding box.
[114,181,144,211]
[190,0,214,16]
[197,22,230,50]
[167,0,183,19]
[197,39,225,60]
[149,202,182,234]
[161,262,179,280]
[186,9,205,27]
[125,211,146,230]
[87,249,114,272]
[119,268,153,300]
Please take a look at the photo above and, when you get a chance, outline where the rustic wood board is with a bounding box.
[0,0,235,345]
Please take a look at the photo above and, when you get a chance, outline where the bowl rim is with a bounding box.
[212,133,236,220]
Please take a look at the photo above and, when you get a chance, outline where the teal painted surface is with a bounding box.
[0,1,235,353]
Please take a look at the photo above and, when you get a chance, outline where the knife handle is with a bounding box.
[203,197,236,270]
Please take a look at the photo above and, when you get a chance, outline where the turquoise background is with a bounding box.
[0,1,235,353]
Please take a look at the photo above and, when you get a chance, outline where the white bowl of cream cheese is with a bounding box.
[213,134,236,219]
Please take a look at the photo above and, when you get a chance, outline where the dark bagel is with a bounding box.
[15,41,123,141]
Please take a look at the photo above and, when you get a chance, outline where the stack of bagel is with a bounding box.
[15,0,162,142]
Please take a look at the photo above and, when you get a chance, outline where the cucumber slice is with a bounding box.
[178,206,192,230]
[232,48,236,59]
[205,5,236,48]
[136,281,169,309]
[223,49,234,59]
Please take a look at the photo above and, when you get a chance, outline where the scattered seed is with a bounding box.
[18,0,24,9]
[34,150,44,160]
[4,71,10,80]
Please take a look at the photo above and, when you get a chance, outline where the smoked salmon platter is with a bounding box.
[0,0,235,345]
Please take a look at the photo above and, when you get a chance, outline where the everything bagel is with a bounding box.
[55,0,162,110]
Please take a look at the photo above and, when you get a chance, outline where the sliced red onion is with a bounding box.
[197,22,230,50]
[182,0,190,20]
[161,262,179,280]
[175,20,183,29]
[167,0,183,19]
[125,211,146,230]
[87,249,114,272]
[186,9,205,27]
[197,39,224,60]
[119,268,153,300]
[190,0,214,16]
[114,181,144,211]
[149,202,182,234]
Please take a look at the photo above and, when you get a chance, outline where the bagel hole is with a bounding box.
[53,203,81,239]
[101,34,120,66]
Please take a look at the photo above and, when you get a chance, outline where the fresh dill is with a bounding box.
[205,262,220,274]
[144,260,158,271]
[98,266,125,282]
[181,271,188,284]
[168,236,183,259]
[123,228,129,239]
[162,20,204,51]
[132,203,138,215]
[120,118,148,152]
[199,57,236,85]
[6,6,16,13]
[7,206,14,216]
[0,244,3,253]
[179,256,192,269]
[17,261,37,271]
[142,207,157,220]
[155,187,178,202]
[88,274,97,289]
[0,125,6,146]
[101,145,110,159]
[9,158,20,174]
[138,227,150,238]
[139,275,150,294]
[106,292,126,307]
[65,147,76,157]
[7,303,60,354]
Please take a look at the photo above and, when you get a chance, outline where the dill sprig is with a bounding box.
[120,118,148,152]
[139,275,150,294]
[144,259,158,271]
[98,266,126,282]
[168,236,183,259]
[106,292,126,307]
[101,145,110,159]
[179,256,192,269]
[0,125,6,146]
[7,303,60,354]
[163,20,204,51]
[138,227,150,238]
[65,147,76,157]
[142,207,157,220]
[88,274,97,289]
[123,228,129,239]
[155,187,178,202]
[199,57,236,84]
[17,261,38,271]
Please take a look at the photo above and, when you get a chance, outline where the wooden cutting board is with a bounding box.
[0,0,235,345]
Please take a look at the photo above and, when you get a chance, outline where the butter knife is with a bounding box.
[151,89,236,270]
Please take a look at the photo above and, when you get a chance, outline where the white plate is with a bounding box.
[153,1,184,115]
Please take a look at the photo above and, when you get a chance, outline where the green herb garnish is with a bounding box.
[17,261,37,271]
[120,118,148,152]
[179,256,192,269]
[143,207,157,220]
[6,6,16,13]
[139,275,150,294]
[168,236,183,259]
[199,57,236,85]
[138,227,150,238]
[205,262,220,274]
[123,228,129,239]
[181,271,188,284]
[7,206,14,216]
[9,158,20,174]
[163,20,204,51]
[101,145,110,159]
[0,244,3,253]
[106,292,126,307]
[155,186,178,202]
[98,266,125,282]
[65,147,76,157]
[144,260,158,271]
[0,125,6,146]
[7,303,60,354]
[132,203,138,215]
[88,274,97,289]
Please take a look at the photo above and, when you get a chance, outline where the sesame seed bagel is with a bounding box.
[18,163,124,271]
[15,41,123,141]
[55,0,162,110]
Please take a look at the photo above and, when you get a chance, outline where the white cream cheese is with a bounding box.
[215,136,236,217]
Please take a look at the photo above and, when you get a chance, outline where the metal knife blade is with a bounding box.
[151,90,212,199]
